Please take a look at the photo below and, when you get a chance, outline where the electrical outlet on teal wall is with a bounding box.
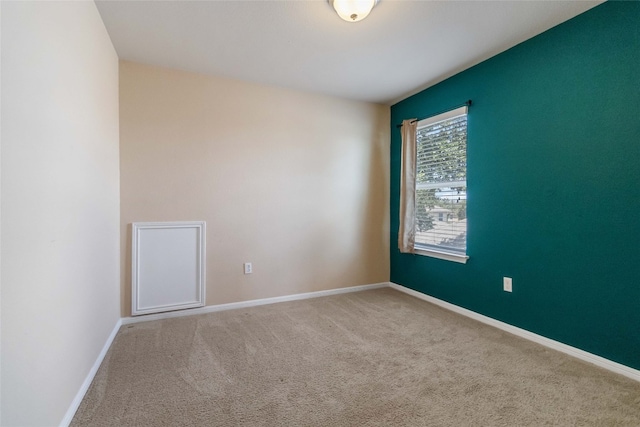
[390,1,640,370]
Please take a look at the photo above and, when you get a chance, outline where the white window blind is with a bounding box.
[414,106,467,256]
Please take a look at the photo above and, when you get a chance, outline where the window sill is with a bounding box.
[413,247,469,264]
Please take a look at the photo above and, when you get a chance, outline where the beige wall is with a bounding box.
[0,2,120,426]
[120,61,390,316]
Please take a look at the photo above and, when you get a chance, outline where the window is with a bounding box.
[414,106,468,260]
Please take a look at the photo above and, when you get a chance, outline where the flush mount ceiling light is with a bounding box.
[330,0,378,23]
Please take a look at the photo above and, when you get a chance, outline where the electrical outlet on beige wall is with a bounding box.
[119,61,390,315]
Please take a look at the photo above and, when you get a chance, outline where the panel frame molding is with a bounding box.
[131,221,206,316]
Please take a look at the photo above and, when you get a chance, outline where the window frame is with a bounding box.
[413,106,469,264]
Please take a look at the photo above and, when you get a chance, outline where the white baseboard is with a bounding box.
[63,282,387,424]
[388,282,640,383]
[59,318,122,427]
[64,280,640,426]
[121,282,389,325]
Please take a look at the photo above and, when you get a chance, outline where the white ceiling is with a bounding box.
[95,0,602,105]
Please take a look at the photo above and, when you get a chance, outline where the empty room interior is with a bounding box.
[2,0,640,426]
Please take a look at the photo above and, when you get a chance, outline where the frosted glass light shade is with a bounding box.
[330,0,377,22]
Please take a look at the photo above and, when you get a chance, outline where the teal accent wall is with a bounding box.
[390,1,640,369]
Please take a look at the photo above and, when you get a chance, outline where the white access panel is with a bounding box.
[132,221,206,316]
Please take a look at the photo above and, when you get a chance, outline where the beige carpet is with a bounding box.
[72,288,640,426]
